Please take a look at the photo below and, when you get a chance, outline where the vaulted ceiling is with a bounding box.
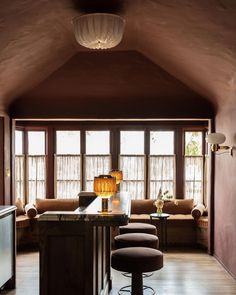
[1,0,236,116]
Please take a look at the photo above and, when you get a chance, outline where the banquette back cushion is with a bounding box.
[35,198,80,214]
[131,199,194,215]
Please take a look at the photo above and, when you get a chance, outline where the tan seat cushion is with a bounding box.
[16,215,31,228]
[35,198,80,214]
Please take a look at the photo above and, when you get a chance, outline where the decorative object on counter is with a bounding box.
[94,174,117,213]
[73,13,125,49]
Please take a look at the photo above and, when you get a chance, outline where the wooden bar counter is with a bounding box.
[39,192,130,295]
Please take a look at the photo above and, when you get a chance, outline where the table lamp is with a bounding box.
[109,169,123,185]
[94,175,117,213]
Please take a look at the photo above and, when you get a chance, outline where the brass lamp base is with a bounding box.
[98,197,112,213]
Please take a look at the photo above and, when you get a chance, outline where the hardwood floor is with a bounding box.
[1,249,236,295]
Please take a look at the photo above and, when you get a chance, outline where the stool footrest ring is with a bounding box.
[118,285,156,295]
[122,272,153,278]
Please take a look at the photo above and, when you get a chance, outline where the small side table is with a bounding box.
[150,213,170,251]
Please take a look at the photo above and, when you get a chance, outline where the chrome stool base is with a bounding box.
[118,285,156,295]
[122,272,153,278]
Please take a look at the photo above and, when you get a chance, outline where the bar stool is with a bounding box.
[114,233,159,293]
[112,247,163,295]
[119,222,157,235]
[114,233,159,249]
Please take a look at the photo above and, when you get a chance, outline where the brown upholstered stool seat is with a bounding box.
[114,233,159,249]
[119,222,157,235]
[112,247,163,295]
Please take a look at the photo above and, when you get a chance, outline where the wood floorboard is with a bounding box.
[1,249,236,295]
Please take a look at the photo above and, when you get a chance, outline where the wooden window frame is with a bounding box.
[14,120,208,203]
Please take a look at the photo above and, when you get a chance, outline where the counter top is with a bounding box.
[38,192,131,226]
[0,206,16,217]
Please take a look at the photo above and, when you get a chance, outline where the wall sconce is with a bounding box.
[206,132,233,156]
[94,175,117,213]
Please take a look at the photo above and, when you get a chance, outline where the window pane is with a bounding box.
[119,155,145,199]
[15,130,23,155]
[28,156,46,202]
[28,131,45,155]
[149,156,175,199]
[150,131,174,155]
[185,132,202,156]
[86,131,110,154]
[184,156,203,203]
[56,131,80,154]
[56,155,81,198]
[85,155,111,191]
[15,155,24,201]
[120,131,144,155]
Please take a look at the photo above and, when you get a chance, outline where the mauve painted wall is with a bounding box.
[214,107,236,278]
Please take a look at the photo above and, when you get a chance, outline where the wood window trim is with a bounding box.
[14,121,208,202]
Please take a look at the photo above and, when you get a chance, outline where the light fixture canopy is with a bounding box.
[206,132,233,155]
[73,13,125,50]
[109,169,123,184]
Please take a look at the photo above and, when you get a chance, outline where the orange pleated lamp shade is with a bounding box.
[109,169,123,184]
[94,175,117,197]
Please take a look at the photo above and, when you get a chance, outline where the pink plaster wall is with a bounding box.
[214,106,236,278]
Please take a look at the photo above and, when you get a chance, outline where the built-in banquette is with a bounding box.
[16,196,208,249]
[129,199,208,248]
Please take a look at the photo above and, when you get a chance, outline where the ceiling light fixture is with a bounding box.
[73,13,125,49]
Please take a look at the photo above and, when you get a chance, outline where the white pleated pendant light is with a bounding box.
[73,13,125,49]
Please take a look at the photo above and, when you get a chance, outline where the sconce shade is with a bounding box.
[109,169,123,184]
[206,133,226,144]
[73,13,125,49]
[94,175,117,197]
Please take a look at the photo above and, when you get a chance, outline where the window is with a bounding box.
[149,131,175,199]
[119,131,145,199]
[184,131,204,204]
[14,122,208,203]
[27,131,46,203]
[55,131,81,198]
[15,130,24,201]
[85,131,111,191]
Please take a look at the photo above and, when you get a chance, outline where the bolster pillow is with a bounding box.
[35,198,80,214]
[191,204,205,219]
[25,203,38,218]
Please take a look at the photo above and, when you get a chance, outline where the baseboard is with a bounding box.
[214,253,236,280]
